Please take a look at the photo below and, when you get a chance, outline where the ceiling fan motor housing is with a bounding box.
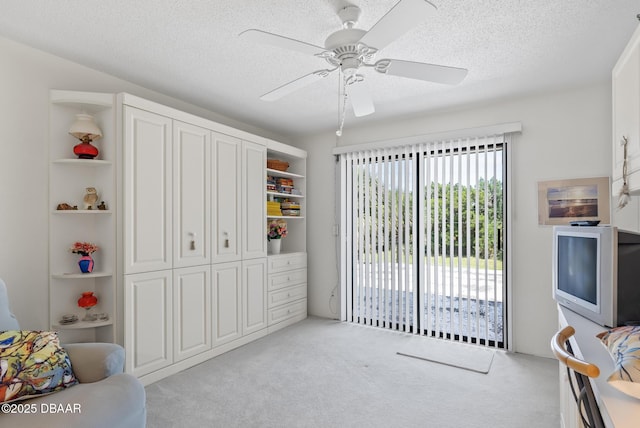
[324,28,367,51]
[324,28,375,74]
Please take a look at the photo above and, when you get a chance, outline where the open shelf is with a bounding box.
[52,210,112,215]
[50,89,113,111]
[266,142,306,255]
[266,168,304,179]
[52,158,112,166]
[267,191,304,199]
[54,319,113,330]
[51,271,112,279]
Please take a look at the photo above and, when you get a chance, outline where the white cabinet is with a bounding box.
[613,24,640,196]
[242,141,267,259]
[242,258,268,335]
[211,261,242,346]
[211,132,242,263]
[558,364,582,428]
[212,134,267,262]
[125,270,173,377]
[173,121,211,268]
[48,90,117,344]
[267,253,307,329]
[114,93,304,384]
[123,105,212,272]
[123,106,173,274]
[173,265,211,361]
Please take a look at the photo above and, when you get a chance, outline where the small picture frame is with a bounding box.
[537,176,610,225]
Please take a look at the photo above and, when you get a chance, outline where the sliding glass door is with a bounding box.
[341,136,506,348]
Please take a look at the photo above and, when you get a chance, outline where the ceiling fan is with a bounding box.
[239,0,468,120]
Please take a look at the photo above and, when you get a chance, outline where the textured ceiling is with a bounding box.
[0,1,638,137]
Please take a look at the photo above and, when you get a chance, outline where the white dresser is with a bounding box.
[267,252,308,329]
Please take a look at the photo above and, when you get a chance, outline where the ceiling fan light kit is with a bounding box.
[240,0,468,134]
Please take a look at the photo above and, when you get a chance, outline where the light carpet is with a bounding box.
[145,317,559,428]
[397,336,495,374]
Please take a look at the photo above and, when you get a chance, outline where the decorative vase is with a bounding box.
[73,141,99,159]
[78,291,98,309]
[78,291,98,322]
[78,254,94,273]
[268,239,281,255]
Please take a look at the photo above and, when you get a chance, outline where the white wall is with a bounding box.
[0,36,287,330]
[298,83,612,357]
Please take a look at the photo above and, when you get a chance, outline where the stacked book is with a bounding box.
[280,200,301,216]
[267,201,282,216]
[275,177,294,194]
[266,175,277,192]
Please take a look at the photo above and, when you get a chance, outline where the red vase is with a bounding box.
[78,292,98,309]
[73,141,99,159]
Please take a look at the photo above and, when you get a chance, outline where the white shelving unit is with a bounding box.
[266,168,305,220]
[266,141,307,254]
[265,140,307,331]
[48,90,116,344]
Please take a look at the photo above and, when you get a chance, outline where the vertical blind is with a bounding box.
[340,135,506,348]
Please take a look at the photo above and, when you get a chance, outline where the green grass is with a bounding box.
[366,252,503,271]
[428,255,502,271]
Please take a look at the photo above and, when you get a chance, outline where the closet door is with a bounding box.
[211,132,242,263]
[173,265,211,361]
[211,261,242,347]
[123,106,173,274]
[173,121,211,268]
[242,258,267,335]
[125,270,173,377]
[242,141,267,259]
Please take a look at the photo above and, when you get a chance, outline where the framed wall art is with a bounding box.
[537,176,610,225]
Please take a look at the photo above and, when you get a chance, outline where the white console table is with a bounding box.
[558,305,640,427]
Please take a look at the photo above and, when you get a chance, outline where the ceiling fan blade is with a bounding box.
[260,69,335,101]
[346,80,375,117]
[358,0,436,50]
[239,29,325,56]
[379,59,468,84]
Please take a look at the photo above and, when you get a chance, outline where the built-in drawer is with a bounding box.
[268,283,307,309]
[268,268,306,291]
[268,299,307,326]
[268,252,307,273]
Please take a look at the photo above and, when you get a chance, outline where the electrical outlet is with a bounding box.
[332,224,339,236]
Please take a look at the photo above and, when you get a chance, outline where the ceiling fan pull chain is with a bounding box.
[336,72,348,137]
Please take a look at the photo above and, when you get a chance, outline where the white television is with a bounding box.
[552,225,640,327]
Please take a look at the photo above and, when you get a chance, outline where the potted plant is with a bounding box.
[70,241,99,273]
[267,220,287,254]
